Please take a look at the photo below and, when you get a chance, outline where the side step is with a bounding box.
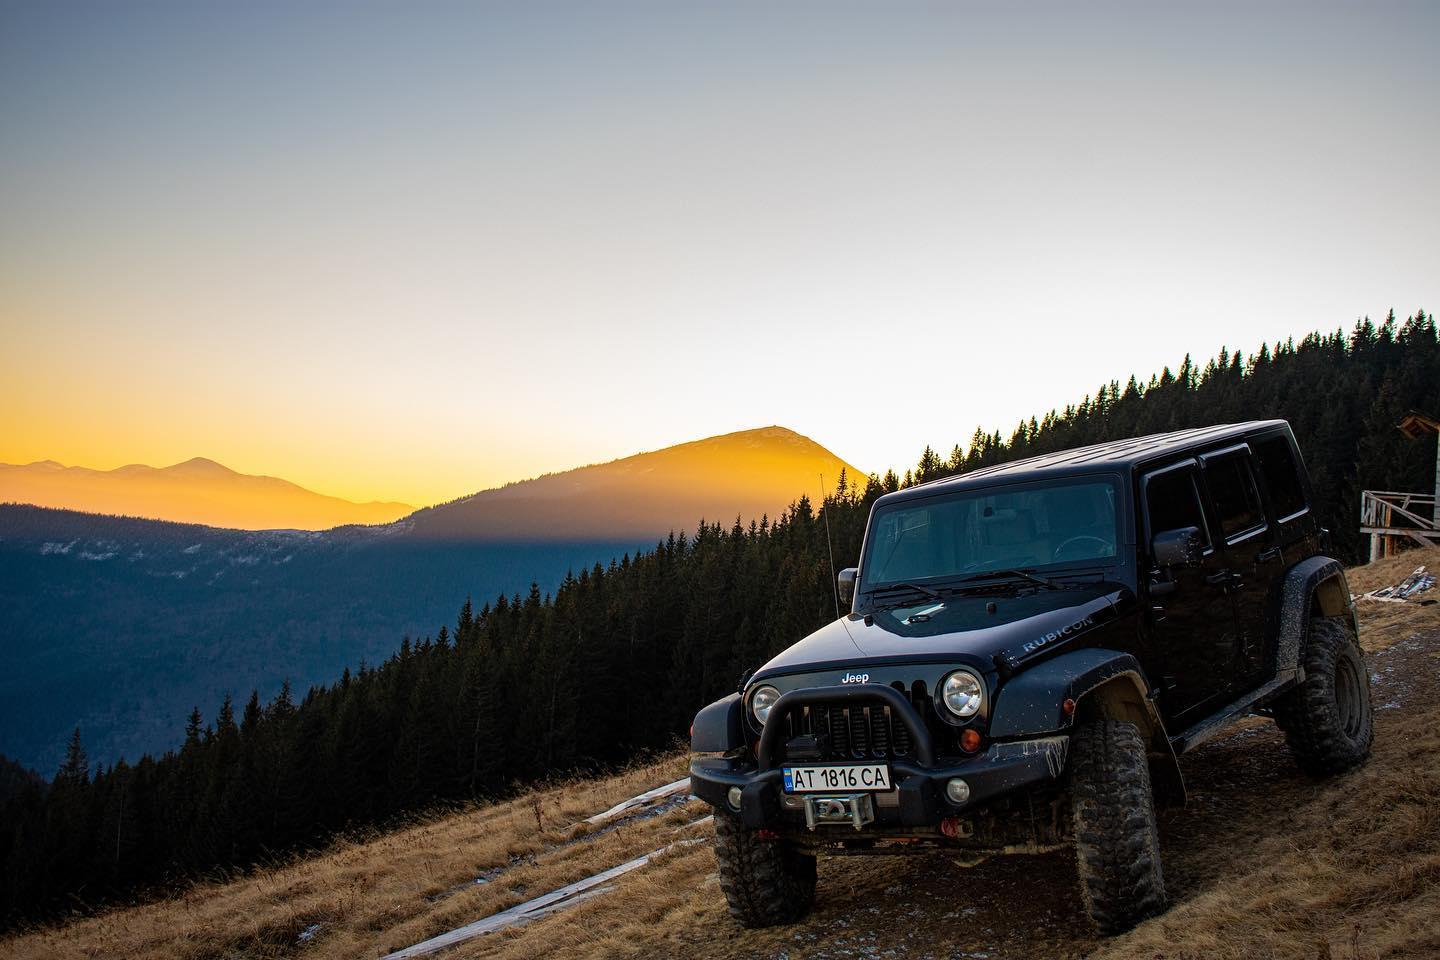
[1170,674,1295,754]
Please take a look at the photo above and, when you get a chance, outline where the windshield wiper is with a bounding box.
[951,568,1064,591]
[995,568,1063,590]
[870,581,945,603]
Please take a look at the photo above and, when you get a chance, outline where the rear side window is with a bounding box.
[1205,451,1265,539]
[1143,465,1211,547]
[1254,435,1308,519]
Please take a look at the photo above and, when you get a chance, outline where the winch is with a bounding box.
[802,793,875,830]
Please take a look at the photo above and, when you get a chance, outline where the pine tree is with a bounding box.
[57,728,88,785]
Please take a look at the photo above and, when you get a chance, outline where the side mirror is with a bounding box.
[1152,527,1203,568]
[837,567,858,606]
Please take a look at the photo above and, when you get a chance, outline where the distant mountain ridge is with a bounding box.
[409,426,862,539]
[0,457,413,531]
[2,427,858,537]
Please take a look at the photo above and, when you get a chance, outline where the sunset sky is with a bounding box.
[2,1,1436,507]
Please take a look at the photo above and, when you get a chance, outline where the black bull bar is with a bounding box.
[690,682,1068,829]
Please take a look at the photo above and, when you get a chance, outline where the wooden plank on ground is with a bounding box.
[582,777,692,826]
[380,836,707,959]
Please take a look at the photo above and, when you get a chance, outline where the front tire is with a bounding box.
[1069,719,1167,935]
[712,810,816,928]
[1274,616,1374,777]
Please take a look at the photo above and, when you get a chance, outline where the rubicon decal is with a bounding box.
[1022,616,1095,654]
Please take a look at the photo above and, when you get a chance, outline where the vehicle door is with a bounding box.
[1197,445,1274,688]
[1140,459,1241,725]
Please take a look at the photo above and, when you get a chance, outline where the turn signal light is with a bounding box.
[960,728,983,753]
[1062,698,1077,716]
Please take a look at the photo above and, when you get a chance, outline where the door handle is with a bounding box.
[1206,570,1241,588]
[1257,546,1282,564]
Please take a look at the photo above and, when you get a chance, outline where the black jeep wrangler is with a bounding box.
[690,421,1373,934]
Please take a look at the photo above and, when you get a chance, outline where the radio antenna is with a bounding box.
[821,472,841,620]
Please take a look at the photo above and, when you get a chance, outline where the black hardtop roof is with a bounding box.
[879,420,1291,505]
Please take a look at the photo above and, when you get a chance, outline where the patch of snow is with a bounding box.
[41,539,78,555]
[370,518,414,537]
[80,550,117,561]
[297,923,323,944]
[182,543,202,554]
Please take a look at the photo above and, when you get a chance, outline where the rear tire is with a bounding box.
[712,810,816,928]
[1273,616,1374,777]
[1069,719,1167,935]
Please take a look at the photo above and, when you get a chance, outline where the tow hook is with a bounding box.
[940,816,974,839]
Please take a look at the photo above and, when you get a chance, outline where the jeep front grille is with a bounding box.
[780,681,934,762]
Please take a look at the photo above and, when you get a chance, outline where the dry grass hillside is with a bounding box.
[6,548,1438,960]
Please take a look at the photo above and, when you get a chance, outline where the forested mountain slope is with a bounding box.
[6,550,1436,960]
[1,311,1435,930]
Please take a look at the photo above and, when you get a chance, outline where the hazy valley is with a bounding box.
[0,427,859,774]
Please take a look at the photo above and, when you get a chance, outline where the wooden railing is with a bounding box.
[1360,490,1440,560]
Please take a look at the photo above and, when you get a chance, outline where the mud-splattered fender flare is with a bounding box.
[690,693,744,753]
[989,647,1185,805]
[1271,555,1358,681]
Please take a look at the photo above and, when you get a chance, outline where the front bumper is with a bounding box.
[690,736,1069,830]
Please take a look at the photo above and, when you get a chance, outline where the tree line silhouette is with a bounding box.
[2,310,1436,928]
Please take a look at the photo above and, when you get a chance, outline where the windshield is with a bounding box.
[861,477,1121,592]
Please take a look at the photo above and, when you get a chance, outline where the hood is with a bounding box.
[751,581,1132,682]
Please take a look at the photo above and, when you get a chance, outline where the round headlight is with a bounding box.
[941,670,984,718]
[750,685,781,725]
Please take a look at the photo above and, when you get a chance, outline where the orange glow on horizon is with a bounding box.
[0,423,866,533]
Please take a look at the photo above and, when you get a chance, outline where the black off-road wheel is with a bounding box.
[712,810,816,928]
[1273,616,1374,777]
[1069,719,1167,935]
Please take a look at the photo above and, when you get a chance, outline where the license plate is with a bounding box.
[782,763,892,793]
